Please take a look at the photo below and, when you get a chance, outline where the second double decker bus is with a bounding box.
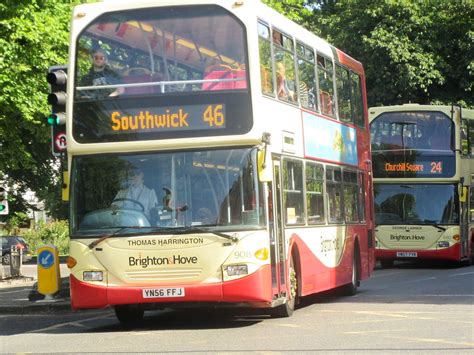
[64,0,375,323]
[370,104,474,267]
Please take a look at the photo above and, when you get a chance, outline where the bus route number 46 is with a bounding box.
[203,104,224,127]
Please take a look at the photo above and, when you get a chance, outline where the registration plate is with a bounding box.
[396,252,417,257]
[142,287,185,298]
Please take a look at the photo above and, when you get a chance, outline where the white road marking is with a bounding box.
[26,313,114,333]
[448,271,474,277]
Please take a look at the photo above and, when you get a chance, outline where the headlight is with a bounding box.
[83,271,103,281]
[437,241,449,248]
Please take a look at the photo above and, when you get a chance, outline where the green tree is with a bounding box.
[304,0,474,107]
[0,0,84,222]
[263,0,312,24]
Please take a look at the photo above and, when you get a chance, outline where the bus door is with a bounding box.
[269,160,287,300]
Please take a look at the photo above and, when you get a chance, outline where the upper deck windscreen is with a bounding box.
[370,111,455,178]
[73,5,251,143]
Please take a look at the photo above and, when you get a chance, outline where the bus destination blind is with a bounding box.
[103,103,226,134]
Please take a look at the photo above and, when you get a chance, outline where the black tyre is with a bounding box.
[380,259,394,269]
[342,249,360,296]
[2,253,11,265]
[272,255,298,318]
[114,305,144,325]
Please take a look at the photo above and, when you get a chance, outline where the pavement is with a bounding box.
[0,264,72,314]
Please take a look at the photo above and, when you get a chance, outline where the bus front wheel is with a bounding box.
[272,255,298,318]
[114,305,144,324]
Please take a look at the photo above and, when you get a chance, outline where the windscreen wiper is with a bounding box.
[423,220,447,232]
[88,226,145,249]
[175,226,238,243]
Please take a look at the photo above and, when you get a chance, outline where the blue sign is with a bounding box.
[303,111,358,166]
[38,250,54,269]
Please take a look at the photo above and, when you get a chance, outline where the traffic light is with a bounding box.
[47,65,68,155]
[0,186,8,215]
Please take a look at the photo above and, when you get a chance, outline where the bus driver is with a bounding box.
[112,169,157,219]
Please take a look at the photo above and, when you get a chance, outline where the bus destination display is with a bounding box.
[105,104,225,134]
[384,161,443,174]
[372,153,455,178]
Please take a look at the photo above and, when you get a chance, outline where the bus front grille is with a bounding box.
[125,268,203,281]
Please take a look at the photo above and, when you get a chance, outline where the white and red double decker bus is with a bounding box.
[64,0,375,323]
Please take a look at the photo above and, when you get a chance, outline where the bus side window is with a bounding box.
[336,64,352,123]
[258,21,274,96]
[306,163,325,224]
[326,167,343,223]
[273,30,298,103]
[283,159,305,225]
[317,54,335,117]
[296,42,317,111]
[351,72,364,127]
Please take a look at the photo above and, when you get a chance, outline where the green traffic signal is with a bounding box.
[47,112,66,126]
[47,114,57,125]
[0,204,6,212]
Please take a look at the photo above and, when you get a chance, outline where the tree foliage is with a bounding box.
[298,0,473,107]
[0,0,83,222]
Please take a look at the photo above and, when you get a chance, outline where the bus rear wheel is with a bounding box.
[114,305,144,324]
[342,248,360,296]
[272,255,298,318]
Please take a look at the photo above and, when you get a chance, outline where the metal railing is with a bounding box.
[0,246,22,279]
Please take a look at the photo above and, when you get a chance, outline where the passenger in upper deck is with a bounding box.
[276,62,295,101]
[79,48,124,98]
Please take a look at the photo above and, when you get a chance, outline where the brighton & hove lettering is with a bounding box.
[129,255,198,269]
[390,234,425,241]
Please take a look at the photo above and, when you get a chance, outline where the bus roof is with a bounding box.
[72,0,361,73]
[368,104,473,122]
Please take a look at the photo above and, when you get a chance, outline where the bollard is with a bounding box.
[37,245,61,297]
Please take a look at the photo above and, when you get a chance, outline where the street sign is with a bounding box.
[38,250,54,269]
[37,245,61,295]
[54,131,67,153]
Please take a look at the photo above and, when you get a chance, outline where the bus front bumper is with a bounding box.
[69,265,272,310]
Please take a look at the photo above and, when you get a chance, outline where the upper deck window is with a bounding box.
[370,111,453,151]
[258,21,274,96]
[72,5,252,143]
[75,5,248,99]
[317,55,335,117]
[272,29,298,104]
[297,42,317,111]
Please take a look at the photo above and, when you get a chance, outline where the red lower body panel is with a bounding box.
[70,265,272,310]
[376,243,461,262]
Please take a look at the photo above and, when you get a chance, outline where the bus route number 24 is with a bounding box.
[430,161,442,174]
[203,104,224,127]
